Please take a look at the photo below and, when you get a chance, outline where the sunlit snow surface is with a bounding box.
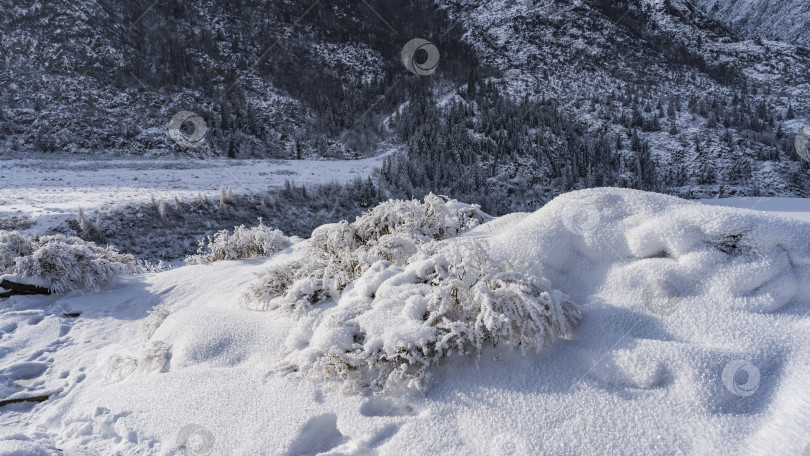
[1,188,809,455]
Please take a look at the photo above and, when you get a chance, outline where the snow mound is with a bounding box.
[185,222,291,265]
[0,232,137,294]
[495,188,810,316]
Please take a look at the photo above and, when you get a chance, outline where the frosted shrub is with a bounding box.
[360,233,419,265]
[1,232,138,294]
[304,222,366,296]
[243,194,490,311]
[246,196,577,392]
[277,241,581,392]
[353,193,487,244]
[185,222,292,265]
[241,260,327,312]
[412,242,581,354]
[0,231,34,272]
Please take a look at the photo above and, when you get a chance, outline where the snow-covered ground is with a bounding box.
[1,188,809,455]
[0,153,391,232]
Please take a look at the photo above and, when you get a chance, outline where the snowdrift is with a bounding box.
[1,188,809,455]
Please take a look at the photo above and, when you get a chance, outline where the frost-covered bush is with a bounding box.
[0,231,34,272]
[185,222,292,265]
[1,232,137,294]
[276,241,581,392]
[242,194,490,311]
[351,193,486,244]
[244,195,578,392]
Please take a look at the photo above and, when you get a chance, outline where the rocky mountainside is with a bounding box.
[694,0,810,46]
[395,0,810,210]
[1,0,809,210]
[0,0,471,158]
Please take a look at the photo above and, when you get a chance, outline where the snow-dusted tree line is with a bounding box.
[380,75,808,217]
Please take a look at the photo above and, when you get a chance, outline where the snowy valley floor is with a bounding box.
[1,188,810,455]
[0,154,389,233]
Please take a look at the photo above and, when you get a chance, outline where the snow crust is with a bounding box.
[1,188,809,455]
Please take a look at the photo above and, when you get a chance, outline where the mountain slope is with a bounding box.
[0,0,471,157]
[694,0,810,46]
[410,0,810,207]
[0,0,808,210]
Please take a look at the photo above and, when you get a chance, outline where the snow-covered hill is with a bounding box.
[1,188,808,455]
